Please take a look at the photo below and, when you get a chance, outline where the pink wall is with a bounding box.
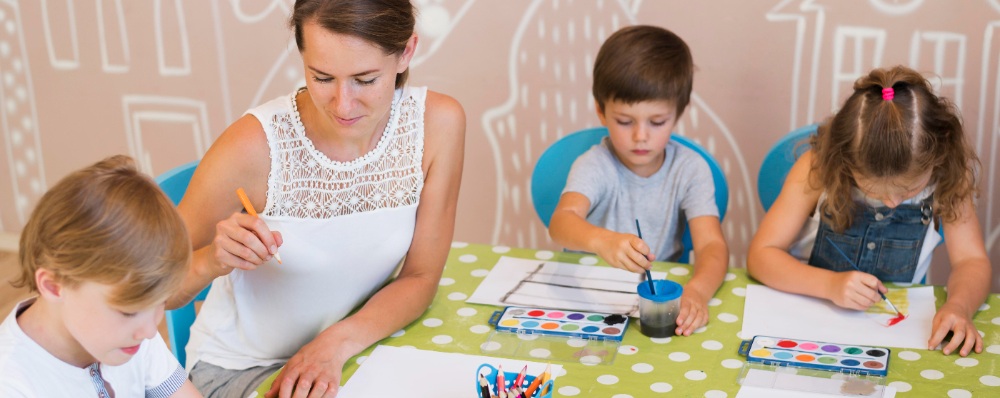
[1,0,998,291]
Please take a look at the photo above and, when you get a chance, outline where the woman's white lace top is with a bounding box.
[187,86,427,370]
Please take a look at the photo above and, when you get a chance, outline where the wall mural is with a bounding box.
[0,0,996,291]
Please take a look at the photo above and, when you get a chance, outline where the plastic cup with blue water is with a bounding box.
[637,279,683,338]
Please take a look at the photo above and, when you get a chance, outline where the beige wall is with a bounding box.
[1,0,998,292]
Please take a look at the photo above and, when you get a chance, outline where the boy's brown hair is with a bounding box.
[592,25,694,116]
[14,155,190,307]
[810,65,979,231]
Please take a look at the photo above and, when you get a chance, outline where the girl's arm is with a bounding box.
[675,215,728,335]
[747,151,884,309]
[929,198,992,356]
[549,193,653,273]
[168,115,278,310]
[265,91,466,398]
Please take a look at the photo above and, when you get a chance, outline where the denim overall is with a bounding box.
[808,199,933,283]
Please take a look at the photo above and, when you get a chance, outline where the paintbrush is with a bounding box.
[635,219,656,295]
[824,236,903,319]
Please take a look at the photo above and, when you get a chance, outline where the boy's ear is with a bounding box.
[35,268,64,300]
[594,100,608,126]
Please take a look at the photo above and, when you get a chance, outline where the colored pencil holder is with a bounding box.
[476,363,554,398]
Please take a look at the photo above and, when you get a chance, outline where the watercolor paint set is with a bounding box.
[739,335,890,376]
[483,306,627,365]
[737,335,891,397]
[489,306,629,341]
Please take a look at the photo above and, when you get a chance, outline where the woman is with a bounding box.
[170,1,466,396]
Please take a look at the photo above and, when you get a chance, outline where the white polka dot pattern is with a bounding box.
[669,352,690,362]
[650,382,673,392]
[631,363,653,373]
[685,370,707,380]
[920,369,944,380]
[947,389,972,398]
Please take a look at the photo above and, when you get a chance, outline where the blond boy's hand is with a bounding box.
[675,287,710,336]
[595,232,653,273]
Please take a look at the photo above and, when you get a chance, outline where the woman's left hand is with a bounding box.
[265,331,350,398]
[928,301,983,356]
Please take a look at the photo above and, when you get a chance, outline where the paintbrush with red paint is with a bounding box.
[824,236,905,324]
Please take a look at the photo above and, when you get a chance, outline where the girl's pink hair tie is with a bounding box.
[882,87,894,101]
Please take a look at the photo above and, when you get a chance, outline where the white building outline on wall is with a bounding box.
[832,26,886,110]
[909,31,966,108]
[766,0,826,131]
[154,0,192,76]
[40,0,80,70]
[121,96,211,175]
[980,1,1000,253]
[97,0,130,73]
[2,0,46,227]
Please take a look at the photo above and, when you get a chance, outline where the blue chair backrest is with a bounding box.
[155,160,209,367]
[530,127,729,263]
[757,124,818,212]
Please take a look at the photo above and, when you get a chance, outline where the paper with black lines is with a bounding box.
[467,256,667,316]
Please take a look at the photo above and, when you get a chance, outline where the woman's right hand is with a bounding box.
[595,232,653,274]
[211,211,283,273]
[826,270,885,310]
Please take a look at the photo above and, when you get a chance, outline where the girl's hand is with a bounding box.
[675,288,710,336]
[595,232,653,274]
[265,332,347,398]
[928,302,983,356]
[211,211,283,273]
[826,271,885,310]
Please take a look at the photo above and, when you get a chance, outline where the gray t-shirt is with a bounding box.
[563,137,718,261]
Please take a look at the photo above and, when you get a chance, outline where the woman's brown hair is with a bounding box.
[289,0,415,89]
[14,155,190,307]
[810,65,979,231]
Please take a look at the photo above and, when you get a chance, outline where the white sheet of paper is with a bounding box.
[741,285,935,349]
[736,369,897,398]
[337,345,561,397]
[466,256,667,316]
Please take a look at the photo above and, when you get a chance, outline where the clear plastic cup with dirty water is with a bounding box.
[637,279,683,338]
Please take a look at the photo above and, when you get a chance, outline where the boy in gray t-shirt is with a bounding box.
[549,25,729,337]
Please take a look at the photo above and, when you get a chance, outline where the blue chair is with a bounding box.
[757,124,818,212]
[155,160,209,367]
[530,127,729,263]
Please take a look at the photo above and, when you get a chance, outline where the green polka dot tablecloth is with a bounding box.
[255,242,1000,397]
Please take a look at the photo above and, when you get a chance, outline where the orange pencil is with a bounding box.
[522,364,547,397]
[236,187,282,264]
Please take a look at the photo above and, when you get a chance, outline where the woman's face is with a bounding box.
[299,20,414,139]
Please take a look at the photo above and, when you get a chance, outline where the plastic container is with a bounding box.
[637,279,683,338]
[475,363,554,398]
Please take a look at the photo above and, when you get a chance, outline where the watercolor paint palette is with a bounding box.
[489,306,629,342]
[740,335,891,377]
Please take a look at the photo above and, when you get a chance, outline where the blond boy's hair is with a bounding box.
[14,155,190,307]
